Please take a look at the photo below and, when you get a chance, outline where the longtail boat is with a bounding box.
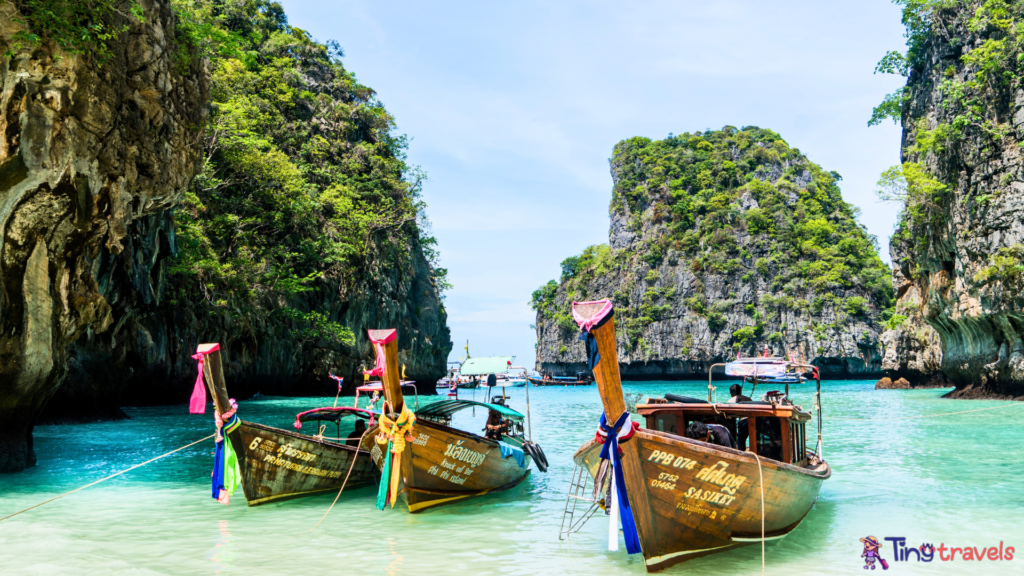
[568,300,830,572]
[190,344,378,506]
[360,329,547,512]
[528,375,593,386]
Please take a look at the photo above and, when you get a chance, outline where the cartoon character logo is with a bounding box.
[860,536,889,570]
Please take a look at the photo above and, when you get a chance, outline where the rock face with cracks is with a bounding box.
[0,0,208,471]
[0,0,452,472]
[880,1,1024,399]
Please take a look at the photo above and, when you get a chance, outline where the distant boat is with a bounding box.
[565,300,830,571]
[190,344,378,506]
[528,375,593,386]
[360,330,547,512]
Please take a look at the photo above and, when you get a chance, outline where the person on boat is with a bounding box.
[726,384,752,403]
[484,399,510,441]
[347,419,367,447]
[685,421,735,449]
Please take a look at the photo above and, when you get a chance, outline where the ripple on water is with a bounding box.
[1,381,1022,575]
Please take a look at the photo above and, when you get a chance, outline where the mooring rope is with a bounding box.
[0,434,215,523]
[825,402,1023,421]
[309,428,371,532]
[752,452,765,575]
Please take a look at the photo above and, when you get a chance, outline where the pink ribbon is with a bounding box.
[363,330,397,377]
[572,299,614,332]
[189,344,221,414]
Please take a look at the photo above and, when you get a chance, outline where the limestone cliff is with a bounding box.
[878,1,1024,399]
[533,127,893,379]
[0,0,451,472]
[0,0,207,470]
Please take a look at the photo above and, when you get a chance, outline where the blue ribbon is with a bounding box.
[599,412,642,555]
[212,435,226,500]
[579,329,601,369]
[211,414,241,500]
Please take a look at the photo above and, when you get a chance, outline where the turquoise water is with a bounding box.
[1,381,1022,575]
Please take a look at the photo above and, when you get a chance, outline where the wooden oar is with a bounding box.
[368,329,403,415]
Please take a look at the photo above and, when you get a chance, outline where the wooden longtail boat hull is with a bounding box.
[527,376,592,386]
[196,343,377,507]
[574,430,829,570]
[565,300,831,572]
[361,418,531,512]
[230,420,378,506]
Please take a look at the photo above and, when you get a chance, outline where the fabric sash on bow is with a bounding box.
[598,412,642,555]
[189,344,220,414]
[363,330,397,377]
[573,299,613,370]
[375,402,416,510]
[212,400,242,506]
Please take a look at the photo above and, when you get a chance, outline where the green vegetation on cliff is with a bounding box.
[533,126,894,346]
[4,0,450,346]
[606,128,890,296]
[872,0,1024,265]
[166,0,448,344]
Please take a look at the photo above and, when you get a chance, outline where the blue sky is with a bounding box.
[279,0,908,370]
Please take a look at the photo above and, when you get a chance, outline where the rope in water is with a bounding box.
[824,401,1023,421]
[753,452,765,576]
[0,434,215,523]
[309,428,371,532]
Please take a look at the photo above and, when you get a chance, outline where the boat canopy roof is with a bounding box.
[356,381,416,393]
[722,357,813,378]
[293,407,376,430]
[460,356,514,376]
[416,399,524,422]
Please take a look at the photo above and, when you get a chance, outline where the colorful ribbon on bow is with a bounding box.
[363,330,397,377]
[375,402,416,510]
[189,344,221,414]
[212,399,242,506]
[598,411,642,555]
[573,300,614,370]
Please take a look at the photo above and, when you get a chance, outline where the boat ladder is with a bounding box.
[559,464,602,540]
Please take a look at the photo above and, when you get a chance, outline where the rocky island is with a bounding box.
[533,127,894,380]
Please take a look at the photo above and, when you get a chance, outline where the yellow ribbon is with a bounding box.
[375,403,416,507]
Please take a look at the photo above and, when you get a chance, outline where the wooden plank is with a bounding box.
[781,419,792,463]
[747,417,757,455]
[592,315,626,421]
